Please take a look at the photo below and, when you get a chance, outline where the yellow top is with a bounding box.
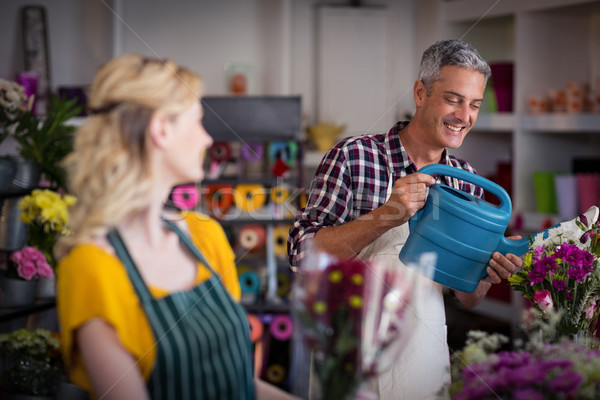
[57,213,240,392]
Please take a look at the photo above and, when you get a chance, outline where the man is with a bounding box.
[288,39,523,399]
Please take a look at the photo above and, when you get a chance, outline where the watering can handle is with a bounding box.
[417,164,512,217]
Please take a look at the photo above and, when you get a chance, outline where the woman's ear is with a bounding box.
[148,112,171,149]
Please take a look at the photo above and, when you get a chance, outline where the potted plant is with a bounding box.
[12,93,81,192]
[0,246,53,308]
[0,328,64,399]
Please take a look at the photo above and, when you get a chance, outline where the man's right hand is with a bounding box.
[379,172,436,226]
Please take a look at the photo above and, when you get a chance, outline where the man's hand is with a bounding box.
[380,173,436,225]
[483,235,523,284]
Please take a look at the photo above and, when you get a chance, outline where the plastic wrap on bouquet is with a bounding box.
[291,247,435,400]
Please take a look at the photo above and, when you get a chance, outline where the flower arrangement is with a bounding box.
[0,79,81,191]
[17,188,76,269]
[0,328,64,396]
[8,246,54,281]
[292,251,433,400]
[0,79,33,142]
[509,206,600,337]
[449,309,600,399]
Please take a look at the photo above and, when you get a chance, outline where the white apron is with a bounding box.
[358,173,452,400]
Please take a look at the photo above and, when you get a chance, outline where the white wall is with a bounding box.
[1,0,418,130]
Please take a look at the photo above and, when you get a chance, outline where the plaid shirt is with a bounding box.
[288,121,484,267]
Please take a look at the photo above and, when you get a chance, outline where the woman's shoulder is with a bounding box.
[58,242,123,279]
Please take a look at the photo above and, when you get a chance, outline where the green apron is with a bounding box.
[107,219,255,399]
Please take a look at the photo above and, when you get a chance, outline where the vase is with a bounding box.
[7,156,41,191]
[36,276,56,299]
[0,156,16,191]
[0,275,38,308]
[0,196,29,251]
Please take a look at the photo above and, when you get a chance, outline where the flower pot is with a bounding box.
[0,196,29,251]
[0,156,16,191]
[7,157,41,191]
[0,275,38,308]
[36,276,56,299]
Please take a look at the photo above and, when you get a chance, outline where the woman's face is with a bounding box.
[164,101,213,184]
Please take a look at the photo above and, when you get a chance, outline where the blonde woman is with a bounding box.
[56,54,297,400]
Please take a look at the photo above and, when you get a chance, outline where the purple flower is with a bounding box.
[555,243,594,269]
[532,245,545,262]
[580,230,593,244]
[551,279,566,291]
[514,388,544,400]
[549,370,583,394]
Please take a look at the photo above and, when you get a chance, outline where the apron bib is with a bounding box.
[107,220,255,400]
[358,172,451,400]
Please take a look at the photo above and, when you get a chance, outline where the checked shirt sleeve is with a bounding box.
[288,145,354,268]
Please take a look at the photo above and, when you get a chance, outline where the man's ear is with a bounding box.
[148,112,170,149]
[414,80,426,107]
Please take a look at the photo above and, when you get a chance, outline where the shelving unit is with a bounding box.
[434,0,600,336]
[198,95,302,393]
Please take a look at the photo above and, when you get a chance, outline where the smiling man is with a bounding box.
[288,39,523,399]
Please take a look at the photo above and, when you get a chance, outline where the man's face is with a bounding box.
[415,65,486,150]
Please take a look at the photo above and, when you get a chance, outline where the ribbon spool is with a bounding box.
[265,364,286,384]
[272,225,289,258]
[240,142,264,162]
[171,185,199,210]
[208,142,232,163]
[233,184,267,212]
[268,141,298,166]
[205,184,234,217]
[276,272,291,298]
[270,186,289,204]
[239,270,261,294]
[239,225,266,252]
[269,314,293,341]
[247,314,264,343]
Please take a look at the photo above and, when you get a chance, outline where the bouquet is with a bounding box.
[18,188,77,268]
[292,250,435,400]
[509,206,600,337]
[450,309,600,399]
[0,78,32,142]
[8,246,54,281]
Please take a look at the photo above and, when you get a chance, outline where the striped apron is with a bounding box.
[107,219,255,400]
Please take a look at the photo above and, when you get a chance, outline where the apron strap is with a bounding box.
[107,229,154,303]
[161,218,218,276]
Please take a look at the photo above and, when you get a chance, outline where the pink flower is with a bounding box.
[533,290,553,310]
[584,297,597,319]
[36,260,54,278]
[17,261,37,280]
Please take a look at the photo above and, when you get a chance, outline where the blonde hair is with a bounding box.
[56,54,202,259]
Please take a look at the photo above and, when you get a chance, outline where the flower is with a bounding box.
[0,328,64,396]
[0,79,81,191]
[292,250,432,400]
[0,79,32,142]
[449,322,600,400]
[8,246,54,280]
[18,189,76,269]
[509,206,600,337]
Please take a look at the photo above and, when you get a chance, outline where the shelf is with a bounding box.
[473,113,516,131]
[522,114,600,132]
[0,299,55,322]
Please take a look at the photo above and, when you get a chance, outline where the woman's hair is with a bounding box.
[418,39,491,95]
[55,54,202,259]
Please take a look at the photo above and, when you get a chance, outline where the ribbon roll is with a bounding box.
[269,314,293,341]
[205,184,234,217]
[171,185,199,210]
[268,141,298,166]
[272,226,289,257]
[239,225,266,252]
[247,314,264,343]
[208,142,232,163]
[276,272,291,298]
[240,142,264,162]
[270,186,289,204]
[233,184,267,212]
[239,270,261,294]
[265,364,286,384]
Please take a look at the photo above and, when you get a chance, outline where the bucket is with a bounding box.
[0,196,28,251]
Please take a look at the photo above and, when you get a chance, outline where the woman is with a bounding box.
[56,54,297,400]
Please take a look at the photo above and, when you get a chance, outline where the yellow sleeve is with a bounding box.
[56,245,157,392]
[183,212,241,301]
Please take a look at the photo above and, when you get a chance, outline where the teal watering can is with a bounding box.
[399,164,548,293]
